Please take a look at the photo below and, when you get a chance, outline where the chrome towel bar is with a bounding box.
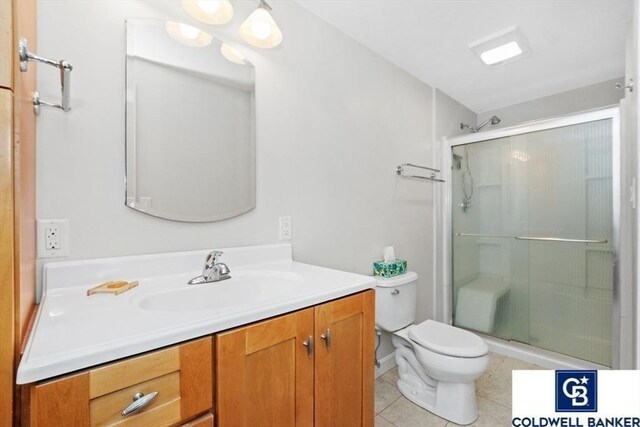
[455,233,607,244]
[19,38,73,114]
[396,163,445,183]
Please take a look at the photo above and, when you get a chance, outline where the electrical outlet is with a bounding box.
[279,216,292,241]
[45,224,61,250]
[37,219,69,258]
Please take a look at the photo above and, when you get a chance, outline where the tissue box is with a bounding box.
[373,259,407,277]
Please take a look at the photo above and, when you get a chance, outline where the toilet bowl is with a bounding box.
[375,272,489,425]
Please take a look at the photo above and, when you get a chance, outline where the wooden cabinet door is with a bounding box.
[216,309,314,427]
[314,290,374,427]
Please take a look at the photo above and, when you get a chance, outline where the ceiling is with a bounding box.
[295,0,632,113]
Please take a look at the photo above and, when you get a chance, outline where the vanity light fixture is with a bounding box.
[220,43,247,65]
[469,26,530,66]
[165,21,213,47]
[239,0,283,49]
[181,0,234,25]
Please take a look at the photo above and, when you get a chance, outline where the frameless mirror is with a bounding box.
[125,18,255,222]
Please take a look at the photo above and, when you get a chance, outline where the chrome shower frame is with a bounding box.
[439,107,633,369]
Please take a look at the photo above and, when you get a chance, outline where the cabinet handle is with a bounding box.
[302,336,313,358]
[121,391,159,416]
[320,329,332,349]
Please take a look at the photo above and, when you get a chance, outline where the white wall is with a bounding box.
[478,78,624,129]
[36,0,475,335]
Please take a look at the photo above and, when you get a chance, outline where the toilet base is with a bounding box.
[395,346,479,425]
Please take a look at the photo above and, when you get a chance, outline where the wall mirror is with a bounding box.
[125,18,255,222]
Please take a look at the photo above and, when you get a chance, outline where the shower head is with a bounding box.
[460,115,501,133]
[474,115,501,132]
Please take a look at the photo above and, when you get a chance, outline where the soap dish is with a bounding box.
[87,280,139,296]
[373,260,407,278]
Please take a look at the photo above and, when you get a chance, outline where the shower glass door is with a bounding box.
[451,118,614,366]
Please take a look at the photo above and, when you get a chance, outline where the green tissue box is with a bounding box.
[373,259,407,277]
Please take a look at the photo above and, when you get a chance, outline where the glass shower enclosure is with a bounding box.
[449,111,618,367]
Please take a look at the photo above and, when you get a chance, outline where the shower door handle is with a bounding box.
[455,233,607,244]
[514,236,608,244]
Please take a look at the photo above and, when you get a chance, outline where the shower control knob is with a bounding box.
[391,289,400,296]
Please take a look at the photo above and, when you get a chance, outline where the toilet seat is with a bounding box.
[408,320,488,358]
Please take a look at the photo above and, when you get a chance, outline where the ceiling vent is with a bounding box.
[469,26,531,66]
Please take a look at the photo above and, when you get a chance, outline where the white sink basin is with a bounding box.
[137,271,304,311]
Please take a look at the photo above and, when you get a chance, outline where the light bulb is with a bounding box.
[250,13,272,40]
[179,23,200,40]
[196,0,220,13]
[220,43,247,65]
[239,5,283,49]
[165,21,213,47]
[181,0,233,25]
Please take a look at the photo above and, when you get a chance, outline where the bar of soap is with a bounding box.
[106,281,128,289]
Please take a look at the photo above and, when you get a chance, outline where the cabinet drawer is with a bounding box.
[90,371,181,426]
[29,337,213,427]
[89,343,181,398]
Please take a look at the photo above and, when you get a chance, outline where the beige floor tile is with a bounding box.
[476,366,513,408]
[485,352,507,374]
[376,415,397,427]
[380,367,399,386]
[473,398,512,427]
[379,396,449,427]
[498,357,543,372]
[446,398,512,427]
[477,354,541,408]
[375,378,402,414]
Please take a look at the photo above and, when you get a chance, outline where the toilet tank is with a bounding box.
[375,271,418,332]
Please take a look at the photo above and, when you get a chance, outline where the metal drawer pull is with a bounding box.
[121,391,159,416]
[320,329,332,349]
[302,336,313,358]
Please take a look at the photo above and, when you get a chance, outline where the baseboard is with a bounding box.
[375,352,396,378]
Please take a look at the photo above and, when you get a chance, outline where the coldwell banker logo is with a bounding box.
[512,370,640,427]
[555,370,597,412]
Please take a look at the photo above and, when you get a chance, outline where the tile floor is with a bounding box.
[375,353,542,427]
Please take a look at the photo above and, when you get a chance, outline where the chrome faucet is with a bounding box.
[188,250,231,285]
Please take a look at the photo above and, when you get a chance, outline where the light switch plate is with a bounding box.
[279,216,292,241]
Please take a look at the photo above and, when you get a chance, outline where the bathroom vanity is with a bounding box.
[18,244,375,426]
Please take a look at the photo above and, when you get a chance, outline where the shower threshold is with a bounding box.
[480,333,609,370]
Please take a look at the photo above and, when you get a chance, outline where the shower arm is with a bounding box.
[460,115,501,133]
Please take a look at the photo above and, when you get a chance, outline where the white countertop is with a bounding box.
[17,244,376,384]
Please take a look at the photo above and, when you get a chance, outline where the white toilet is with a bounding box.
[375,272,489,425]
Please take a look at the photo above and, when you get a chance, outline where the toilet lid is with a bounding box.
[408,320,488,358]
